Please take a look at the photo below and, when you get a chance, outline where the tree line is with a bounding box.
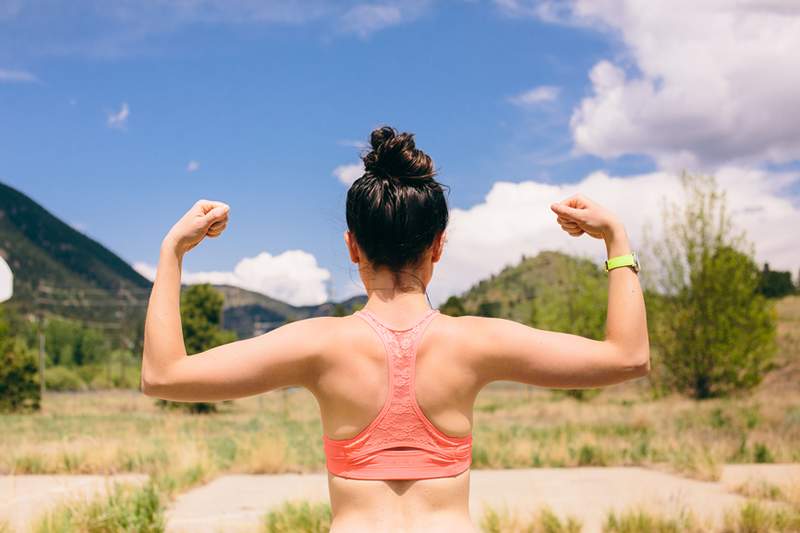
[441,173,789,400]
[1,173,795,411]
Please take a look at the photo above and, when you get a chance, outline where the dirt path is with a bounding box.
[165,464,800,533]
[0,474,149,532]
[2,465,797,533]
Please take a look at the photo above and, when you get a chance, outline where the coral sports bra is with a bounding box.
[323,308,473,480]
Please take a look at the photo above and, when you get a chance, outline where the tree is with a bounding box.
[533,256,607,400]
[642,173,777,399]
[0,306,40,412]
[156,284,237,413]
[477,301,502,318]
[45,318,110,366]
[440,296,466,317]
[757,263,795,298]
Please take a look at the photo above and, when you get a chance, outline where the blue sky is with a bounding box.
[3,1,799,306]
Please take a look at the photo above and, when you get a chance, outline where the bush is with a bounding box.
[643,173,777,398]
[44,365,87,391]
[0,307,40,413]
[156,284,237,414]
[262,500,331,533]
[32,480,164,533]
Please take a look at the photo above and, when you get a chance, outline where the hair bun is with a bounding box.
[362,125,436,182]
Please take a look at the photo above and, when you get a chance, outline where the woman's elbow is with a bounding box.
[141,376,165,398]
[141,367,173,398]
[627,348,651,378]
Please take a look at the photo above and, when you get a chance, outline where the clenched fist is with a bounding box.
[162,199,230,255]
[550,194,621,240]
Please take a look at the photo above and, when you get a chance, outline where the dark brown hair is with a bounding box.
[346,125,450,284]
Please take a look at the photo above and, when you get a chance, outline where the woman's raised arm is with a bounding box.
[140,200,325,402]
[468,194,650,389]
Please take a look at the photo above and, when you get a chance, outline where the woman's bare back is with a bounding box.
[313,311,481,530]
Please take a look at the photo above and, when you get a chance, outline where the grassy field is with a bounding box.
[2,297,799,496]
[0,297,800,489]
[24,482,800,533]
[1,376,798,496]
[2,296,798,533]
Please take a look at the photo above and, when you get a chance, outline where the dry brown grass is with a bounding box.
[2,296,798,487]
[1,383,797,485]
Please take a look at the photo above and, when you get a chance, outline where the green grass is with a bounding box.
[262,500,331,533]
[723,500,800,533]
[31,480,165,533]
[2,383,799,485]
[479,504,582,533]
[603,507,704,533]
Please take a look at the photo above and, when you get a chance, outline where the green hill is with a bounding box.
[0,181,151,334]
[453,250,607,326]
[0,181,366,341]
[214,284,366,338]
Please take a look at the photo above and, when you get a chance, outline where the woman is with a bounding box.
[141,125,650,532]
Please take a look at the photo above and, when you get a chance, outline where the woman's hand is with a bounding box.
[162,199,230,255]
[550,193,621,240]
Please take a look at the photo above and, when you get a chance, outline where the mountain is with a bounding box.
[0,181,152,333]
[0,181,366,341]
[450,250,606,324]
[214,284,366,338]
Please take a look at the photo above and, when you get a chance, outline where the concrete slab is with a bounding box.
[469,467,746,531]
[0,474,149,533]
[166,473,330,533]
[719,463,800,490]
[6,465,796,533]
[165,467,769,533]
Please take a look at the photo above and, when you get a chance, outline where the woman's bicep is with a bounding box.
[469,316,647,389]
[142,317,329,402]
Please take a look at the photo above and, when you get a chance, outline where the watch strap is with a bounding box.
[605,253,636,272]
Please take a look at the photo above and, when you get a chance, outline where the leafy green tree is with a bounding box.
[0,306,40,412]
[757,263,795,298]
[534,256,607,400]
[45,318,110,366]
[440,296,467,316]
[477,301,502,318]
[642,173,777,399]
[157,284,237,413]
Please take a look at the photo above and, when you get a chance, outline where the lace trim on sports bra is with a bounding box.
[322,307,473,480]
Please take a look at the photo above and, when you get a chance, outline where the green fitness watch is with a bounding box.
[604,251,640,273]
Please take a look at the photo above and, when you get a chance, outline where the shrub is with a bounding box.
[263,500,331,533]
[0,308,40,413]
[642,173,777,398]
[32,480,164,533]
[156,284,237,413]
[45,365,88,391]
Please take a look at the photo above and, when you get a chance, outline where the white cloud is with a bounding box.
[494,0,572,22]
[552,1,800,169]
[507,85,560,107]
[428,168,800,307]
[339,1,429,38]
[186,160,200,173]
[0,68,37,83]
[338,139,369,149]
[340,4,402,37]
[333,162,365,186]
[107,102,129,129]
[135,249,331,306]
[1,1,433,58]
[133,262,158,281]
